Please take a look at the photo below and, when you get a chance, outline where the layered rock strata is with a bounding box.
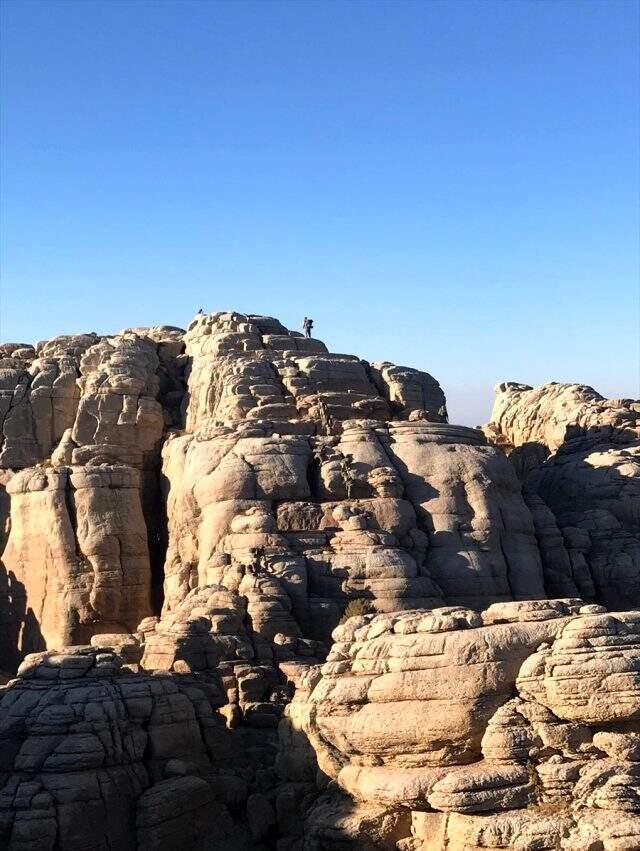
[0,646,253,850]
[288,602,640,850]
[3,599,638,850]
[0,328,186,669]
[485,382,640,610]
[160,313,546,653]
[488,381,639,455]
[1,314,639,850]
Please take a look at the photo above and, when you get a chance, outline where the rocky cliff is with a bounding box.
[0,314,638,850]
[485,381,640,610]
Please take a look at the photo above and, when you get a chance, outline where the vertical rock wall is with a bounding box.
[0,313,553,671]
[0,329,186,668]
[486,381,640,609]
[160,312,545,650]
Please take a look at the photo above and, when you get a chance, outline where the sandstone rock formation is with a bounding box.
[485,381,640,611]
[0,328,185,670]
[159,312,546,652]
[1,314,638,850]
[3,600,638,850]
[488,381,639,455]
[0,646,253,850]
[289,602,640,849]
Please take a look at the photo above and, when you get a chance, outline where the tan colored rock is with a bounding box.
[3,313,640,849]
[299,602,580,808]
[71,333,165,468]
[1,314,553,668]
[368,361,446,421]
[486,381,640,610]
[162,325,547,642]
[0,329,186,662]
[0,335,97,468]
[516,611,640,724]
[2,466,153,651]
[290,602,640,849]
[302,792,411,850]
[489,381,639,454]
[407,809,640,850]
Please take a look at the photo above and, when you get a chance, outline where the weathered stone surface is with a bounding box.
[1,315,550,667]
[0,646,256,850]
[488,381,640,454]
[516,611,640,724]
[0,335,97,469]
[485,381,640,610]
[0,328,186,665]
[299,603,580,795]
[2,314,639,850]
[3,466,152,651]
[159,314,547,652]
[303,793,411,850]
[292,603,640,849]
[404,809,640,850]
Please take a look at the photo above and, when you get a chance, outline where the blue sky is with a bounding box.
[1,0,638,425]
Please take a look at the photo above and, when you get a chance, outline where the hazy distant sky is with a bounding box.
[1,0,638,425]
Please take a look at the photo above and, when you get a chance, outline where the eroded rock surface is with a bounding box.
[488,381,640,455]
[1,315,639,850]
[289,602,640,850]
[0,327,187,669]
[160,313,545,652]
[0,646,253,850]
[485,381,640,610]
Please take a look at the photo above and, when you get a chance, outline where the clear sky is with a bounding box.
[1,0,638,425]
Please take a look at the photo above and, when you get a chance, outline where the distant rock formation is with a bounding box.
[487,381,639,454]
[0,315,638,849]
[485,381,640,610]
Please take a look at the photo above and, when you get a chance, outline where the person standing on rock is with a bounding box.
[302,316,314,338]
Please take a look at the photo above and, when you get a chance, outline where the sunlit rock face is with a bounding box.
[1,312,548,667]
[485,381,640,610]
[2,312,638,850]
[0,328,185,668]
[488,381,639,455]
[159,311,545,651]
[289,602,640,850]
[3,465,151,649]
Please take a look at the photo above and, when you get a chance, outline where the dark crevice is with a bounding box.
[142,468,169,617]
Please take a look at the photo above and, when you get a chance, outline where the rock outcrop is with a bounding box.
[160,312,546,652]
[1,314,638,850]
[488,381,639,455]
[288,602,640,849]
[485,381,640,610]
[0,328,186,669]
[4,600,639,850]
[0,646,252,850]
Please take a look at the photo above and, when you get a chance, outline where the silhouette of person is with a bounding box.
[302,317,314,338]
